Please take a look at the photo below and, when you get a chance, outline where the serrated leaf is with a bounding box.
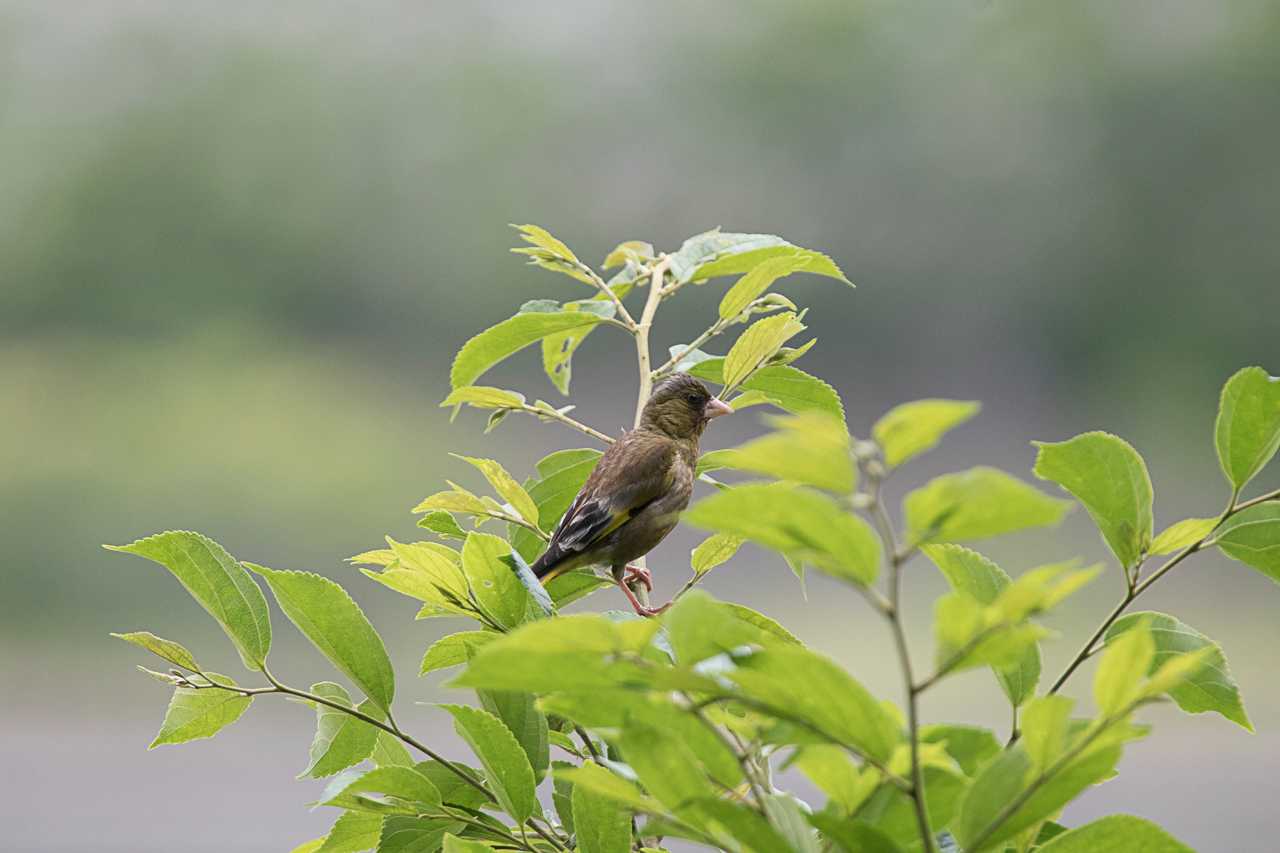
[413,488,490,517]
[1149,517,1218,556]
[686,484,881,585]
[418,511,467,540]
[554,762,659,813]
[439,386,526,411]
[1094,619,1154,716]
[542,300,613,395]
[372,731,414,768]
[420,631,498,675]
[918,724,1000,777]
[722,312,807,392]
[1105,611,1251,730]
[149,673,251,747]
[1215,366,1280,491]
[111,631,201,672]
[718,253,814,320]
[668,229,850,285]
[615,721,716,814]
[247,564,395,714]
[603,240,654,270]
[904,467,1071,546]
[440,703,539,822]
[451,455,539,526]
[932,593,1049,675]
[1036,815,1193,852]
[791,745,878,815]
[323,765,442,816]
[382,818,466,853]
[478,689,550,783]
[317,809,382,853]
[664,589,795,665]
[729,646,900,763]
[450,311,606,389]
[461,533,531,630]
[690,358,845,425]
[690,532,743,576]
[106,531,271,670]
[706,412,854,493]
[300,682,382,779]
[873,399,980,469]
[1020,695,1074,773]
[441,833,496,853]
[922,545,1041,706]
[512,223,580,263]
[1214,502,1280,582]
[1033,432,1154,569]
[573,775,632,853]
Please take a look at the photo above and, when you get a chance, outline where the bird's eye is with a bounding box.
[686,393,701,404]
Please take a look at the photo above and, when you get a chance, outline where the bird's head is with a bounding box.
[640,373,732,440]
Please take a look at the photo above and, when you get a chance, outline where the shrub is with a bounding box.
[109,225,1280,852]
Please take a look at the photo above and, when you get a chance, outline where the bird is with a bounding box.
[531,373,733,616]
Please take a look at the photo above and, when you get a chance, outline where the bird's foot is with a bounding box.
[617,577,671,619]
[622,564,653,592]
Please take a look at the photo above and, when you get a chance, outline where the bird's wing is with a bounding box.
[540,434,675,565]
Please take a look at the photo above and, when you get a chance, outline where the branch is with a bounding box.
[651,316,732,381]
[633,255,671,429]
[575,261,638,331]
[1044,486,1280,698]
[516,402,616,445]
[863,455,937,853]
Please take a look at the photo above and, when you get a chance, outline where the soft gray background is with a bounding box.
[3,1,1278,850]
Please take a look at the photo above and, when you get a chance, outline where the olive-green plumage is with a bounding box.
[531,374,731,614]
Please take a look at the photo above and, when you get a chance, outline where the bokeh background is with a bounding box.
[3,1,1279,850]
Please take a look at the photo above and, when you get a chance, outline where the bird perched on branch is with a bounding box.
[531,373,733,616]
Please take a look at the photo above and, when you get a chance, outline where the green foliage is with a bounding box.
[1033,432,1154,570]
[111,226,1279,853]
[1215,366,1280,491]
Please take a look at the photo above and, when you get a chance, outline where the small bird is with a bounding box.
[531,373,733,616]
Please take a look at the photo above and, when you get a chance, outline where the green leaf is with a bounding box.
[807,816,904,853]
[573,775,633,853]
[372,731,414,768]
[413,487,491,516]
[918,724,1000,777]
[932,593,1049,675]
[687,484,881,585]
[546,570,614,608]
[722,312,807,392]
[690,532,744,576]
[1215,366,1280,491]
[1020,695,1074,773]
[450,455,539,526]
[904,467,1071,546]
[718,253,815,320]
[721,602,802,646]
[149,674,251,747]
[668,230,850,285]
[106,531,272,670]
[664,589,795,665]
[1036,815,1194,852]
[247,564,396,714]
[1093,619,1155,716]
[706,412,855,493]
[291,840,325,853]
[554,761,660,814]
[763,794,821,853]
[420,631,498,676]
[450,311,606,389]
[460,533,531,630]
[386,539,470,604]
[953,743,1122,852]
[323,765,442,816]
[1033,431,1154,569]
[603,239,654,270]
[317,810,383,853]
[690,359,845,426]
[873,400,981,469]
[477,690,550,783]
[442,833,496,853]
[300,682,382,778]
[1105,612,1252,730]
[542,301,612,395]
[729,646,900,763]
[921,545,1042,706]
[791,745,878,815]
[110,631,201,672]
[418,511,468,540]
[1149,517,1218,556]
[381,819,466,853]
[857,766,967,846]
[615,721,716,814]
[440,386,527,412]
[440,703,539,822]
[1214,502,1280,582]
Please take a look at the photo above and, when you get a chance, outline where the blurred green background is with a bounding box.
[3,1,1278,850]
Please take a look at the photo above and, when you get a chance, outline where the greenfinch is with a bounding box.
[532,373,732,616]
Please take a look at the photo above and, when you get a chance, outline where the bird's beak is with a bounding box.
[704,397,733,420]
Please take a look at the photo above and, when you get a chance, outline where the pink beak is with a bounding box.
[704,397,733,420]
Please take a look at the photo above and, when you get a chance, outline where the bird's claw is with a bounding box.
[622,564,653,592]
[617,574,670,619]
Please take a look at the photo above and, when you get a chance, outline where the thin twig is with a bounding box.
[633,256,671,429]
[575,261,638,331]
[518,403,615,445]
[651,317,732,381]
